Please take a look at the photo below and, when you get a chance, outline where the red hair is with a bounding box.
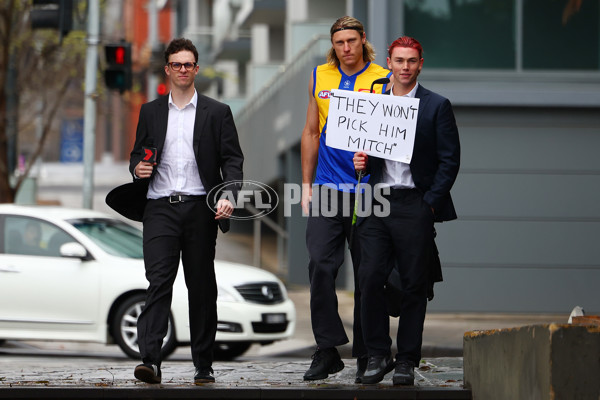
[388,36,423,59]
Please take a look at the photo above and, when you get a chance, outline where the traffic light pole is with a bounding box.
[82,0,99,209]
[147,0,159,101]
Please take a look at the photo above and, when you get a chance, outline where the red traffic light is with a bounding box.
[115,47,125,64]
[106,44,129,65]
[157,83,168,96]
[104,43,132,92]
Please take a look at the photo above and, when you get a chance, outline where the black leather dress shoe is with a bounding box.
[361,355,395,384]
[355,356,368,384]
[194,367,215,384]
[393,360,415,386]
[134,363,161,384]
[303,347,345,381]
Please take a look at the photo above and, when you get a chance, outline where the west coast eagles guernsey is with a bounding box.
[313,62,391,192]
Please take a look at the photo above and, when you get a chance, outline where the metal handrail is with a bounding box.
[236,34,329,123]
[245,204,288,277]
[235,34,330,277]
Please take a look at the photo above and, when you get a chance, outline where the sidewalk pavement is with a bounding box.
[284,289,565,360]
[0,356,465,390]
[0,288,566,399]
[1,339,468,398]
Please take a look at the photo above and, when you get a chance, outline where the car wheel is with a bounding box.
[213,341,252,360]
[111,293,177,360]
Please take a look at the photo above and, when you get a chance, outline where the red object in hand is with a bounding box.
[142,147,157,163]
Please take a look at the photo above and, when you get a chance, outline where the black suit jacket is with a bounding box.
[365,84,460,222]
[128,93,244,232]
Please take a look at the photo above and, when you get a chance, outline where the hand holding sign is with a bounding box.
[353,151,368,171]
[326,89,419,163]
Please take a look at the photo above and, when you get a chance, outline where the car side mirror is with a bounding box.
[59,242,88,259]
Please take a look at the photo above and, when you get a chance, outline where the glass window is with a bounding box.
[404,0,515,69]
[69,218,143,259]
[523,0,599,70]
[3,216,76,257]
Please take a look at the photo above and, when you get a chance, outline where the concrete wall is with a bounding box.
[430,107,600,313]
[464,324,600,399]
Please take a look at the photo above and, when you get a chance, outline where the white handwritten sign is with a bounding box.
[325,89,419,163]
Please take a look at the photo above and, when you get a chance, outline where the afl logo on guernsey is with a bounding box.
[318,90,331,99]
[343,79,351,88]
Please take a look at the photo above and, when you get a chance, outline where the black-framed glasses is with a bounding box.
[168,62,196,71]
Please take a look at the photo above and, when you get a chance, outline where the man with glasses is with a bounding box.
[130,38,244,385]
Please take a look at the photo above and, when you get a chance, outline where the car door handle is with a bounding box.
[0,265,21,273]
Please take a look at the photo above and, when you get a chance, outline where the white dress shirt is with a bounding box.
[147,90,207,199]
[380,83,419,189]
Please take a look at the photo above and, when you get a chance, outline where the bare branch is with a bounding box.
[14,76,75,193]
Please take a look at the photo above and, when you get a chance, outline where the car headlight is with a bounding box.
[217,285,238,303]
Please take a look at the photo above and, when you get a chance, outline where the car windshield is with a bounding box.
[68,218,143,259]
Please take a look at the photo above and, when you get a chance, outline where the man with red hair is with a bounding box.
[353,36,460,385]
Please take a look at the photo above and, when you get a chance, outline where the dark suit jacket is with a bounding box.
[128,93,244,233]
[361,85,460,307]
[364,84,460,222]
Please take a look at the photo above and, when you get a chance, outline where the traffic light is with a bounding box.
[157,82,168,96]
[30,0,73,41]
[104,43,133,92]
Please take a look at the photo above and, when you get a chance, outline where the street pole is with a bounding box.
[147,0,158,101]
[6,52,18,180]
[82,0,100,209]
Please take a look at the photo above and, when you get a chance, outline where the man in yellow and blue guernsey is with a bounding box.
[300,16,392,383]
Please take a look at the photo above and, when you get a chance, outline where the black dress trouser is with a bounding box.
[358,188,434,366]
[137,197,218,369]
[306,186,365,358]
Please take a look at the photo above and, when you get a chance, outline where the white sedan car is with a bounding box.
[0,204,295,359]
